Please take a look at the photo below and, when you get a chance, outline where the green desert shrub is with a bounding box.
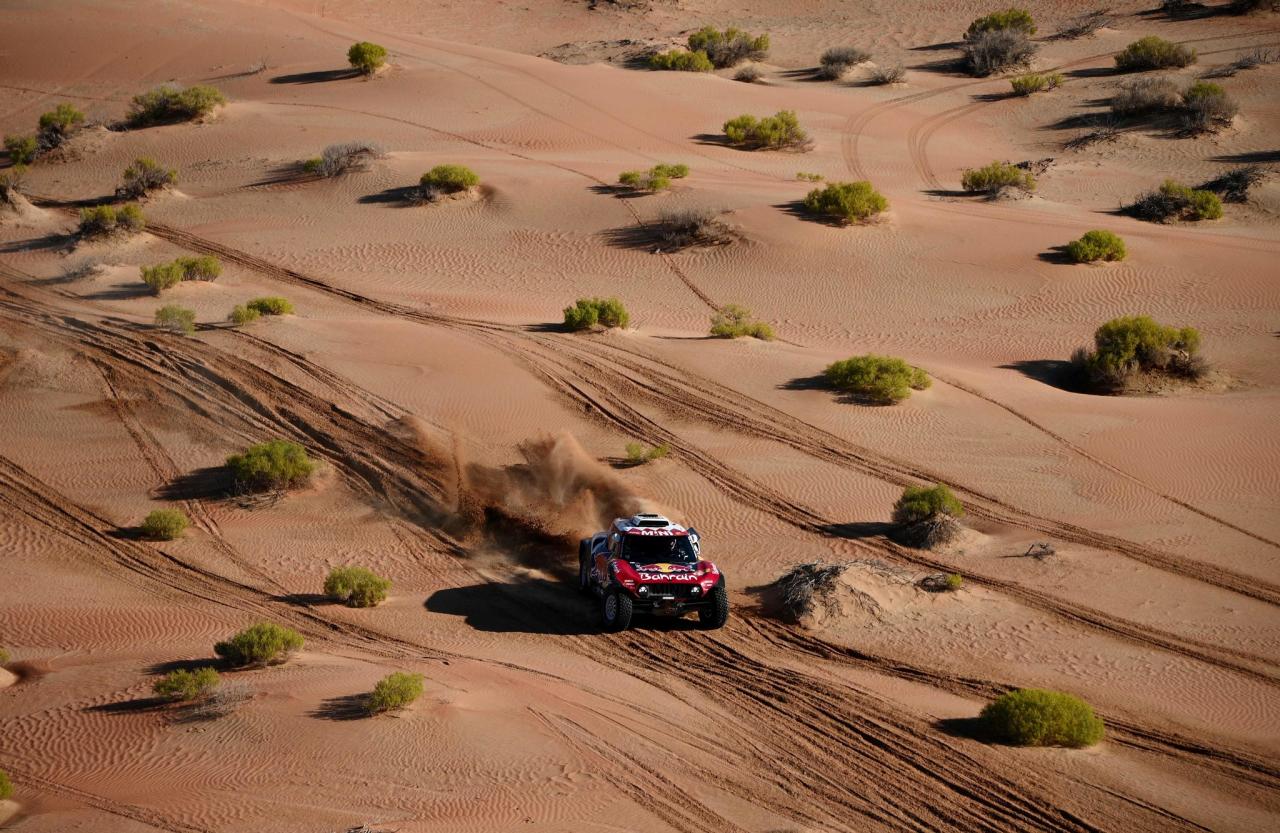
[1182,81,1238,133]
[1071,315,1204,390]
[226,439,314,491]
[710,304,775,340]
[818,46,870,79]
[229,304,261,326]
[141,508,189,540]
[687,26,769,68]
[796,171,824,182]
[963,29,1036,76]
[563,297,629,331]
[1115,36,1196,72]
[246,296,294,315]
[420,164,479,198]
[367,671,424,714]
[347,41,388,75]
[893,484,964,524]
[803,180,887,223]
[961,161,1034,194]
[1066,230,1127,263]
[38,102,85,135]
[141,262,184,294]
[0,769,10,801]
[4,134,37,165]
[966,8,1037,38]
[119,157,177,199]
[945,573,964,591]
[649,49,715,72]
[78,203,145,237]
[619,163,688,192]
[1111,77,1181,116]
[624,442,670,465]
[302,141,384,177]
[175,255,221,281]
[723,110,810,150]
[1010,72,1063,95]
[0,647,10,664]
[980,689,1104,747]
[0,165,27,202]
[153,667,220,701]
[127,85,226,126]
[214,622,303,667]
[324,566,391,608]
[1127,179,1222,222]
[824,355,930,404]
[155,305,196,335]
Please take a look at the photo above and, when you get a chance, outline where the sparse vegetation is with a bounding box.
[733,64,764,83]
[0,769,11,801]
[227,440,314,491]
[651,206,735,249]
[153,667,220,701]
[893,483,963,548]
[963,29,1037,76]
[796,171,824,182]
[824,355,930,404]
[563,297,630,331]
[1111,77,1181,116]
[367,671,424,714]
[818,46,870,80]
[649,49,715,72]
[961,161,1035,194]
[965,8,1037,38]
[302,141,385,177]
[1053,8,1113,40]
[1070,315,1205,391]
[1066,230,1127,263]
[1202,46,1279,78]
[420,164,479,200]
[868,63,906,85]
[0,165,26,205]
[946,573,964,591]
[141,263,183,294]
[803,180,888,224]
[980,689,1105,747]
[37,102,85,151]
[127,85,226,126]
[919,572,965,592]
[1115,36,1196,72]
[722,110,811,150]
[774,562,848,621]
[618,162,689,192]
[229,304,261,326]
[0,648,10,664]
[687,26,769,68]
[710,304,775,340]
[4,134,38,165]
[1198,165,1265,202]
[155,305,196,335]
[1126,179,1223,222]
[1010,72,1064,95]
[624,442,670,465]
[119,157,178,199]
[324,566,391,608]
[214,622,304,667]
[78,203,145,238]
[347,41,388,76]
[246,296,295,315]
[141,256,221,293]
[141,509,189,540]
[1182,80,1238,133]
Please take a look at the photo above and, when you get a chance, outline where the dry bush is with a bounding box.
[1197,165,1265,202]
[1126,179,1222,222]
[176,681,252,723]
[118,158,177,199]
[918,572,964,592]
[1111,77,1181,117]
[302,141,385,177]
[1202,46,1279,77]
[818,46,870,79]
[774,562,849,621]
[963,29,1037,76]
[1182,81,1238,133]
[868,63,906,84]
[1064,117,1120,149]
[734,64,764,83]
[1053,8,1113,40]
[0,165,26,207]
[898,516,963,548]
[37,102,85,153]
[651,206,735,250]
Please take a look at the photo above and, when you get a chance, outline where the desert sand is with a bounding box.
[1,0,1278,831]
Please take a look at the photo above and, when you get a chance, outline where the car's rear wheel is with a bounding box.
[577,539,592,594]
[601,589,634,632]
[698,585,729,630]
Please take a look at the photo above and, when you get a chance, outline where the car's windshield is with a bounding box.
[622,534,697,564]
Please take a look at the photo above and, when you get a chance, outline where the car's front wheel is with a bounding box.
[697,585,729,630]
[601,589,634,633]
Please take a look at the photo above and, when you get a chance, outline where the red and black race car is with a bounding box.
[578,513,729,632]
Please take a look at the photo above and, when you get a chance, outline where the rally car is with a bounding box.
[578,513,729,632]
